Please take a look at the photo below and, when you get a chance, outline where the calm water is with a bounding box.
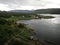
[18,14,60,45]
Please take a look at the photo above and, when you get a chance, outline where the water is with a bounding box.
[18,14,60,45]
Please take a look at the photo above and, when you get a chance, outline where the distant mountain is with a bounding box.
[9,8,60,14]
[35,8,60,14]
[9,10,34,13]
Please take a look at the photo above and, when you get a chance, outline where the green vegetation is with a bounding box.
[0,11,54,45]
[18,14,55,19]
[37,15,55,19]
[0,11,54,20]
[0,11,43,45]
[35,8,60,14]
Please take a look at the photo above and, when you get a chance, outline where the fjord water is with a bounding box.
[18,14,60,45]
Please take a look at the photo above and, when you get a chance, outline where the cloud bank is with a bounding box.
[0,0,60,11]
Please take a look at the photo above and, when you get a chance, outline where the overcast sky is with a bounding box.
[0,0,60,11]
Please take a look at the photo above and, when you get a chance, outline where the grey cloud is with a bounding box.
[0,0,41,5]
[0,0,29,9]
[0,0,15,4]
[0,0,54,10]
[0,0,31,5]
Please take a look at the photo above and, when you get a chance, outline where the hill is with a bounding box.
[9,8,60,14]
[35,8,60,14]
[9,10,34,13]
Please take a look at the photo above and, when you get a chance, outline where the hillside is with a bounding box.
[9,10,34,13]
[35,8,60,14]
[8,8,60,14]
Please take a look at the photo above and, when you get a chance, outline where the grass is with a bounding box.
[0,17,42,45]
[6,15,55,20]
[39,15,55,19]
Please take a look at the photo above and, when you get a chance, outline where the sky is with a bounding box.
[0,0,60,11]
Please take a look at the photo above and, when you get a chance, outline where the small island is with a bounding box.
[11,14,55,20]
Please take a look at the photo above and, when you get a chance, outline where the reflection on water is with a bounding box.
[47,15,60,24]
[18,14,60,45]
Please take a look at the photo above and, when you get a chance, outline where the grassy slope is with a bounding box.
[0,17,42,45]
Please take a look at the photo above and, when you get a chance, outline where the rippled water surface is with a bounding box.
[18,14,60,45]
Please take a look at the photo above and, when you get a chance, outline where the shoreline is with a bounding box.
[16,15,55,20]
